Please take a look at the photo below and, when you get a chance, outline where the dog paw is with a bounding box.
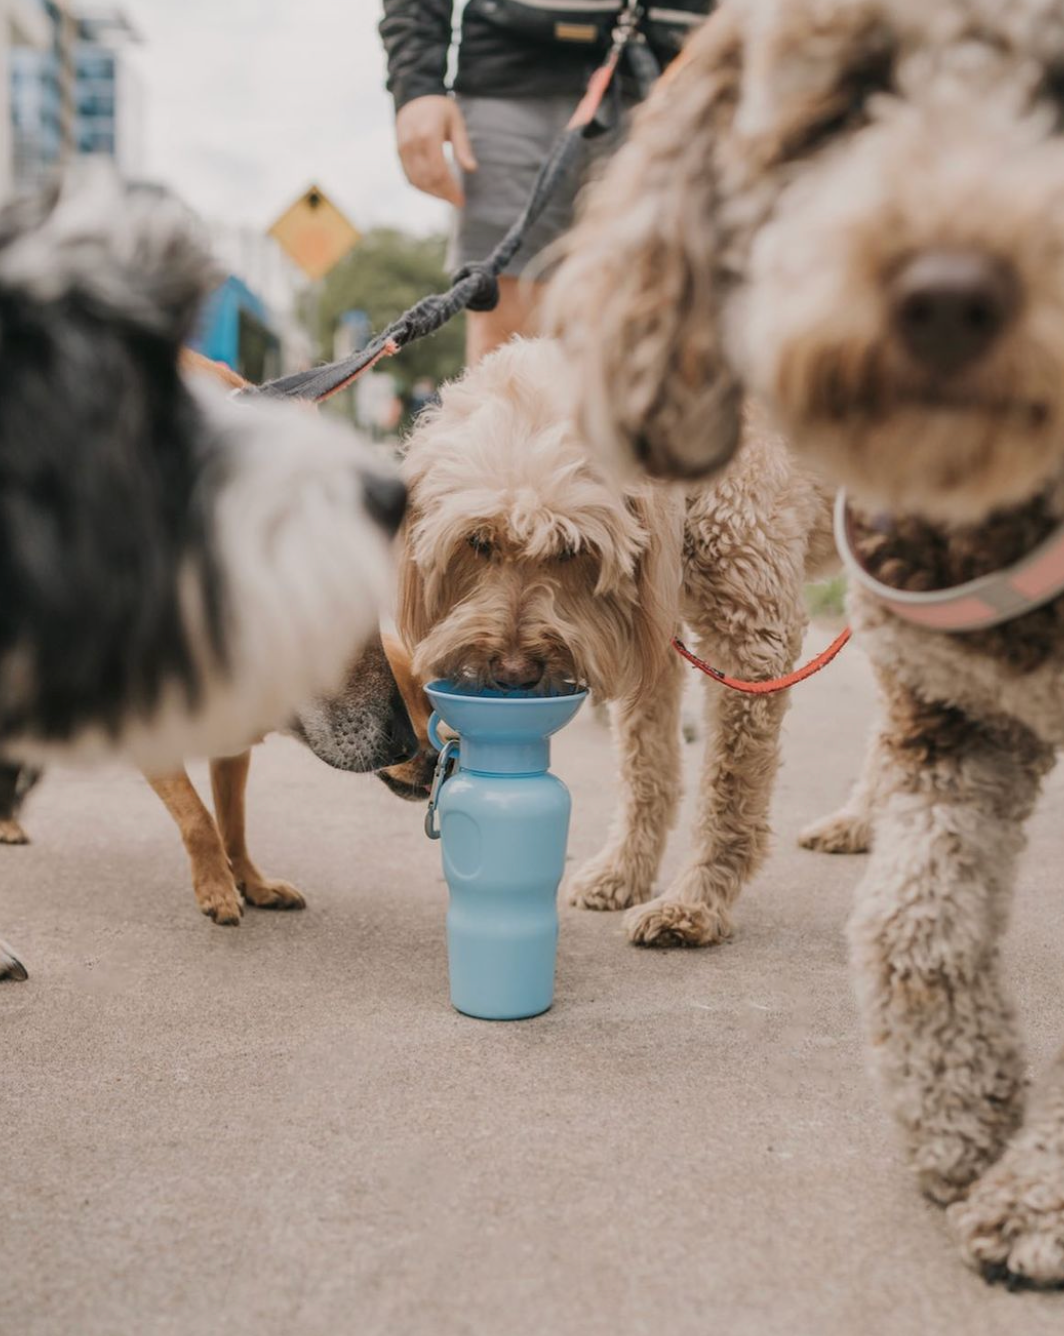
[567,854,652,912]
[0,938,28,982]
[912,1132,1015,1208]
[239,875,306,912]
[887,1039,1026,1206]
[0,818,29,845]
[624,897,730,948]
[949,1159,1064,1289]
[798,808,870,854]
[194,873,243,926]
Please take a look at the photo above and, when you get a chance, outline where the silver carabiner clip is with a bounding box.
[424,738,460,840]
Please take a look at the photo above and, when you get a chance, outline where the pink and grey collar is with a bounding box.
[835,490,1064,633]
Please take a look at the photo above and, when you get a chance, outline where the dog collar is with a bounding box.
[835,490,1064,633]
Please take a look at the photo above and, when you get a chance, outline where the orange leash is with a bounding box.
[566,47,623,131]
[313,339,400,404]
[672,628,852,696]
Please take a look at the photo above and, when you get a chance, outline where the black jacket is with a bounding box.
[380,0,713,112]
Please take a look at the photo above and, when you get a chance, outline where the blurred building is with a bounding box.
[10,1,142,190]
[189,224,315,381]
[191,274,282,386]
[0,0,49,198]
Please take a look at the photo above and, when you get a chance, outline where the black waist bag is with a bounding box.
[475,0,706,58]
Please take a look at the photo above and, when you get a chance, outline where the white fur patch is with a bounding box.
[7,380,398,771]
[0,161,213,334]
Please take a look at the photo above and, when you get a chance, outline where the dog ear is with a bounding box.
[381,630,430,740]
[120,183,217,345]
[613,487,685,704]
[396,510,435,653]
[547,9,745,482]
[0,163,215,346]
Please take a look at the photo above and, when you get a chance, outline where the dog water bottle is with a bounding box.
[423,682,587,1020]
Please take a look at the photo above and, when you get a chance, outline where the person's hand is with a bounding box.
[395,95,478,207]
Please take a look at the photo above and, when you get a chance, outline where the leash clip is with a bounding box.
[424,738,460,840]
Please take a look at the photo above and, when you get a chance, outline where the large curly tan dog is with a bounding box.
[549,0,1064,1291]
[398,337,833,948]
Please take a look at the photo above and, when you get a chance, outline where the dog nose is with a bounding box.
[890,250,1019,376]
[361,472,407,537]
[490,656,545,690]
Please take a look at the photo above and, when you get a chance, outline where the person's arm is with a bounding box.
[380,0,478,207]
[380,0,452,111]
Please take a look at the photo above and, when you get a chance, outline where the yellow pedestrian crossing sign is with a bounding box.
[268,185,361,280]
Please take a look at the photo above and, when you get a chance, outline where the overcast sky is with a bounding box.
[123,0,451,238]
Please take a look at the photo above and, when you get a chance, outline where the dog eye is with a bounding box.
[784,46,895,160]
[556,545,578,563]
[468,534,494,558]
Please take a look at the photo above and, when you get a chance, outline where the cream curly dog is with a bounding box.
[549,0,1064,1291]
[398,338,833,947]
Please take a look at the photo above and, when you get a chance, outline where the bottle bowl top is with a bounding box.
[425,680,588,744]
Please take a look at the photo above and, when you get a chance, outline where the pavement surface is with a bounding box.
[3,630,1064,1336]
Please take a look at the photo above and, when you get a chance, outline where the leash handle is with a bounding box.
[672,628,852,696]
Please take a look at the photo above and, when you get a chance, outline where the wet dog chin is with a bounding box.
[428,657,585,696]
[450,674,583,697]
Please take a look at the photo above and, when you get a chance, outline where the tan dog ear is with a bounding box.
[381,630,430,744]
[614,488,685,704]
[547,8,745,482]
[396,514,433,652]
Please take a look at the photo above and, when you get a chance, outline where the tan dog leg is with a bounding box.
[625,620,803,948]
[148,770,244,925]
[949,1049,1064,1287]
[567,651,684,912]
[0,763,31,845]
[847,696,1048,1211]
[0,819,29,846]
[210,752,305,910]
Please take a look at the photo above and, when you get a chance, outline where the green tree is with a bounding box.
[316,228,465,418]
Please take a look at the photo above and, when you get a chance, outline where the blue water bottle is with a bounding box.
[424,682,587,1020]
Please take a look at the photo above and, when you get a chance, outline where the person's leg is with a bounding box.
[453,94,600,366]
[465,276,542,364]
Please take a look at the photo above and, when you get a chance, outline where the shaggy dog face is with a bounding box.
[0,167,406,771]
[551,0,1064,525]
[554,1,1064,1289]
[398,340,680,703]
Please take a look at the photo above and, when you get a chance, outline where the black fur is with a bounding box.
[0,175,225,749]
[0,762,38,823]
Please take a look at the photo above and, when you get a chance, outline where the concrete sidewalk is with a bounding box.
[3,634,1064,1335]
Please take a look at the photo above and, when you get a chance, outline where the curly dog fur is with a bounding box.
[398,338,833,947]
[548,0,1064,1290]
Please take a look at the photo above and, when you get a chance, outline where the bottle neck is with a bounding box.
[458,737,551,776]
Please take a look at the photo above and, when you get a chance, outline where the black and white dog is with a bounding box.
[0,168,416,978]
[0,166,408,772]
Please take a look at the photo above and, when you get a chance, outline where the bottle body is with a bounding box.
[439,767,571,1020]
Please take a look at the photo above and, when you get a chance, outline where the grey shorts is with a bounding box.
[448,93,626,279]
